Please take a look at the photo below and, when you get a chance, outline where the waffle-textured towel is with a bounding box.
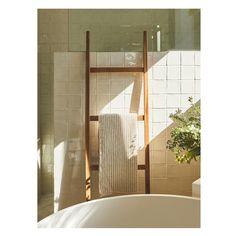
[98,113,137,196]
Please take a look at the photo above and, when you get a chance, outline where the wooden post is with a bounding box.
[85,31,91,200]
[143,31,150,194]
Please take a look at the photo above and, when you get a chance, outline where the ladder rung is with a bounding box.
[90,115,144,121]
[90,67,144,73]
[91,164,146,171]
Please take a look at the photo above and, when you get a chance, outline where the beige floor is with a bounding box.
[38,193,54,222]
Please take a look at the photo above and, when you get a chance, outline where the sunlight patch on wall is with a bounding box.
[54,141,66,212]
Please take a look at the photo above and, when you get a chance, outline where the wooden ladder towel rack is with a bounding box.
[85,31,150,201]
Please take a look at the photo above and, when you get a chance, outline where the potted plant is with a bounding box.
[166,97,200,164]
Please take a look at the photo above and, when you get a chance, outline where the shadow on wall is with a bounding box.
[53,50,200,211]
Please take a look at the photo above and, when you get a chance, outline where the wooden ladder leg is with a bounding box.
[85,31,91,200]
[143,31,150,194]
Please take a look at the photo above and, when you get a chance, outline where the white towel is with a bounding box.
[98,113,138,196]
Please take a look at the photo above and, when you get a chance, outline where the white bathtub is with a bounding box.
[38,194,200,228]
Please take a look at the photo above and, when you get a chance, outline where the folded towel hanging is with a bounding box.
[98,113,138,196]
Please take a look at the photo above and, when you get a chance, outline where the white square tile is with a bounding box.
[167,94,180,108]
[167,66,180,80]
[90,52,97,67]
[157,80,167,94]
[152,109,166,122]
[110,108,125,114]
[55,110,68,122]
[54,66,69,81]
[67,138,83,152]
[80,80,85,95]
[110,73,124,80]
[124,94,131,108]
[69,110,82,123]
[138,123,144,147]
[152,66,167,80]
[153,136,167,151]
[195,66,200,80]
[68,81,81,94]
[124,108,131,114]
[54,121,68,139]
[97,79,109,95]
[148,52,154,67]
[181,66,195,80]
[97,95,110,113]
[110,95,124,109]
[151,94,166,108]
[167,80,180,94]
[68,66,84,81]
[90,77,97,95]
[156,80,166,94]
[69,95,81,109]
[97,52,110,67]
[151,123,167,138]
[125,52,143,67]
[181,51,195,65]
[55,95,68,110]
[110,52,125,67]
[151,80,158,94]
[138,139,144,150]
[147,69,153,80]
[68,53,85,66]
[194,94,201,102]
[167,51,181,65]
[90,95,97,115]
[123,73,135,94]
[195,80,200,94]
[54,52,68,66]
[151,164,167,178]
[181,94,193,108]
[125,82,134,95]
[68,122,82,139]
[110,79,125,94]
[181,80,195,93]
[195,51,201,65]
[126,74,136,84]
[152,52,167,66]
[151,150,166,164]
[97,73,109,80]
[55,82,68,95]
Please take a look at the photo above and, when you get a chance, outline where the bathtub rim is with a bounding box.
[38,193,200,225]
